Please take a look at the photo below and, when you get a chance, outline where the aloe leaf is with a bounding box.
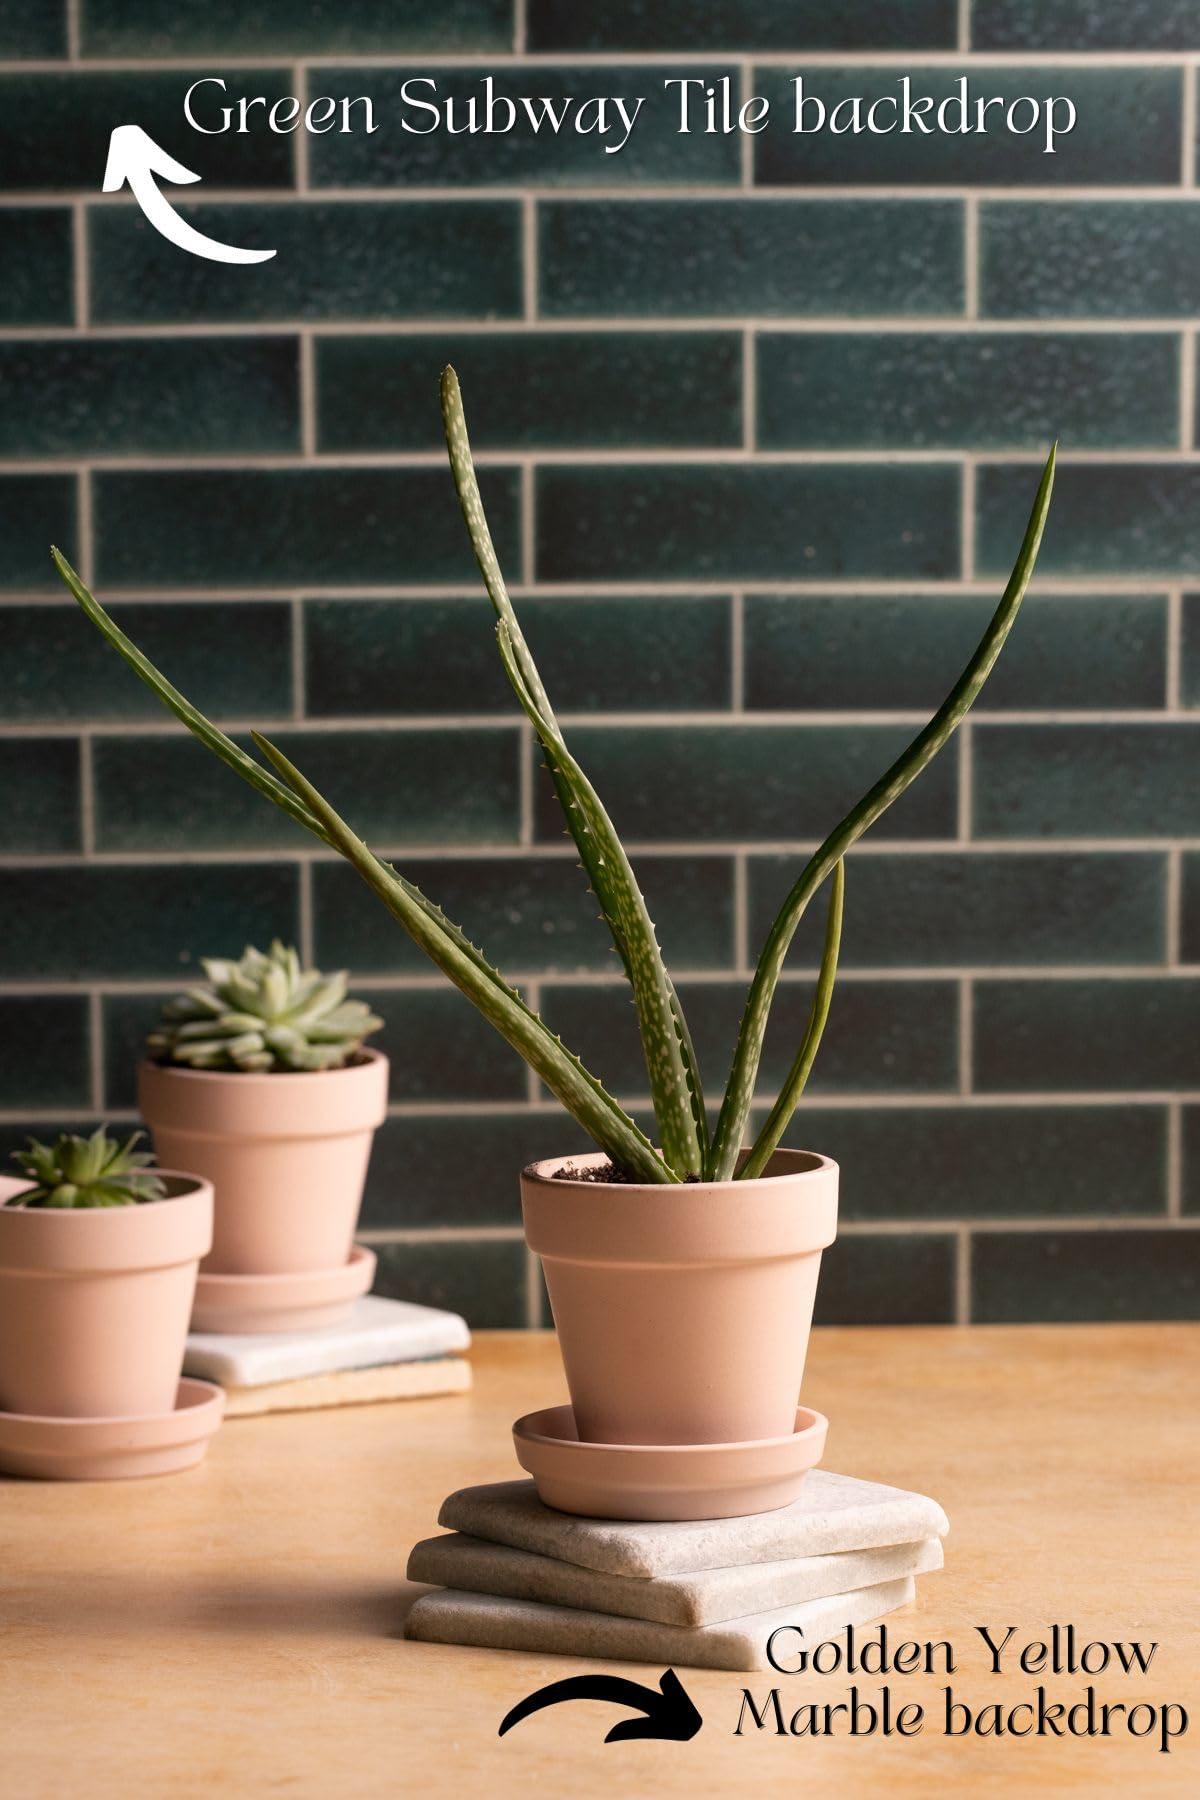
[251,732,674,1184]
[443,367,705,1176]
[739,859,844,1180]
[708,444,1056,1180]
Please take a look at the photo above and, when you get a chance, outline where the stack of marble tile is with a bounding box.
[405,1472,948,1671]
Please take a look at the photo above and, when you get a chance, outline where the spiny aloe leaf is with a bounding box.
[707,444,1056,1180]
[443,366,705,1176]
[739,858,843,1180]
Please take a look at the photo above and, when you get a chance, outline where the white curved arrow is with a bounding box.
[102,125,276,265]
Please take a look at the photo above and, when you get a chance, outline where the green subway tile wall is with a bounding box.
[1,7,1196,1324]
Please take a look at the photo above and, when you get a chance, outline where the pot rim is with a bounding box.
[521,1145,835,1193]
[138,1046,387,1086]
[0,1170,211,1214]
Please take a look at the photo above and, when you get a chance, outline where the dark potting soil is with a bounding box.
[550,1160,702,1184]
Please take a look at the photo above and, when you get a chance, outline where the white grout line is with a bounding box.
[1183,65,1197,190]
[518,721,535,846]
[352,1218,1200,1252]
[3,575,1188,599]
[11,183,1200,208]
[522,194,538,320]
[524,1247,544,1327]
[297,858,314,964]
[959,454,976,580]
[1180,329,1197,450]
[1166,587,1184,707]
[958,977,973,1095]
[1166,847,1182,965]
[70,201,89,329]
[290,596,306,718]
[739,59,755,189]
[957,721,973,840]
[77,731,95,856]
[76,464,94,583]
[729,592,745,709]
[954,1228,971,1324]
[87,990,103,1111]
[1167,1102,1184,1217]
[4,50,1200,70]
[520,460,536,584]
[733,851,749,975]
[0,317,1196,341]
[741,327,756,450]
[513,0,527,56]
[293,63,310,192]
[65,0,80,61]
[298,329,317,456]
[963,195,979,319]
[957,0,971,54]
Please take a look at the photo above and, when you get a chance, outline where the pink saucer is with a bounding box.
[513,1403,828,1522]
[0,1377,225,1481]
[191,1244,376,1334]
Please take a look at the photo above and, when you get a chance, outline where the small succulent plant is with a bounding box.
[5,1127,166,1209]
[149,940,383,1073]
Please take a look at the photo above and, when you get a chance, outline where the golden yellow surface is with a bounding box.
[2,1326,1197,1797]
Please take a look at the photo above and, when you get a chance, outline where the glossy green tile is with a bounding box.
[0,72,294,191]
[314,854,736,974]
[371,1237,528,1328]
[981,203,1200,319]
[539,977,959,1099]
[532,725,958,842]
[82,0,512,54]
[749,851,1166,967]
[974,979,1200,1092]
[744,593,1168,712]
[529,1,956,48]
[316,333,742,451]
[0,998,90,1111]
[0,209,73,325]
[539,200,964,318]
[0,474,76,590]
[103,992,172,1110]
[367,988,527,1104]
[93,467,520,587]
[1180,597,1200,707]
[0,738,80,853]
[303,595,733,716]
[973,723,1200,838]
[757,333,1178,450]
[536,465,959,581]
[0,864,300,980]
[2,601,293,723]
[363,1115,556,1230]
[311,65,740,187]
[1179,1108,1200,1213]
[93,727,520,851]
[0,2,67,55]
[1177,854,1200,963]
[974,1,1200,50]
[973,1228,1200,1323]
[790,1103,1166,1218]
[0,338,300,457]
[90,202,521,325]
[978,464,1200,578]
[755,66,1181,186]
[813,1233,956,1325]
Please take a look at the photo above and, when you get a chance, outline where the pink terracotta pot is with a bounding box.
[0,1174,212,1419]
[521,1148,838,1448]
[138,1052,388,1277]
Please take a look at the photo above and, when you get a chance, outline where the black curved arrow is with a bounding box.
[498,1667,702,1744]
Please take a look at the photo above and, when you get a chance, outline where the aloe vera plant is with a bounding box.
[52,370,1055,1185]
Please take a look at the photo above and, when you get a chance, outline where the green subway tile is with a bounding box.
[316,333,742,452]
[539,200,963,318]
[1,474,76,591]
[0,738,80,853]
[979,464,1200,579]
[540,977,958,1100]
[790,1103,1166,1219]
[104,992,172,1110]
[757,333,1177,451]
[529,1,956,49]
[0,209,73,326]
[367,987,526,1105]
[1182,596,1200,707]
[371,1236,527,1327]
[364,1115,556,1230]
[537,465,959,582]
[0,864,299,980]
[0,998,90,1111]
[93,467,520,588]
[749,852,1165,967]
[314,854,736,974]
[974,723,1200,839]
[2,600,293,724]
[0,2,67,55]
[533,724,957,843]
[311,65,740,187]
[303,595,732,716]
[974,979,1200,1092]
[0,338,300,457]
[744,593,1168,713]
[1179,854,1200,963]
[755,66,1180,187]
[82,0,511,54]
[93,727,520,852]
[974,1,1200,50]
[813,1233,956,1325]
[1181,1108,1200,1213]
[981,203,1200,319]
[0,73,293,191]
[973,1228,1200,1323]
[90,202,521,325]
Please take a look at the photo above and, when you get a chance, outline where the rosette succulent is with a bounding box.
[149,940,383,1073]
[5,1127,166,1209]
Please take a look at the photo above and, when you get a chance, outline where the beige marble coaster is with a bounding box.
[438,1471,948,1578]
[405,1574,916,1671]
[408,1531,942,1628]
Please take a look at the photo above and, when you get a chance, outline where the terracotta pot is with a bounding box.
[139,1052,388,1277]
[0,1174,212,1419]
[521,1148,838,1448]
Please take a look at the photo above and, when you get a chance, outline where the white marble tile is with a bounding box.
[184,1294,470,1386]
